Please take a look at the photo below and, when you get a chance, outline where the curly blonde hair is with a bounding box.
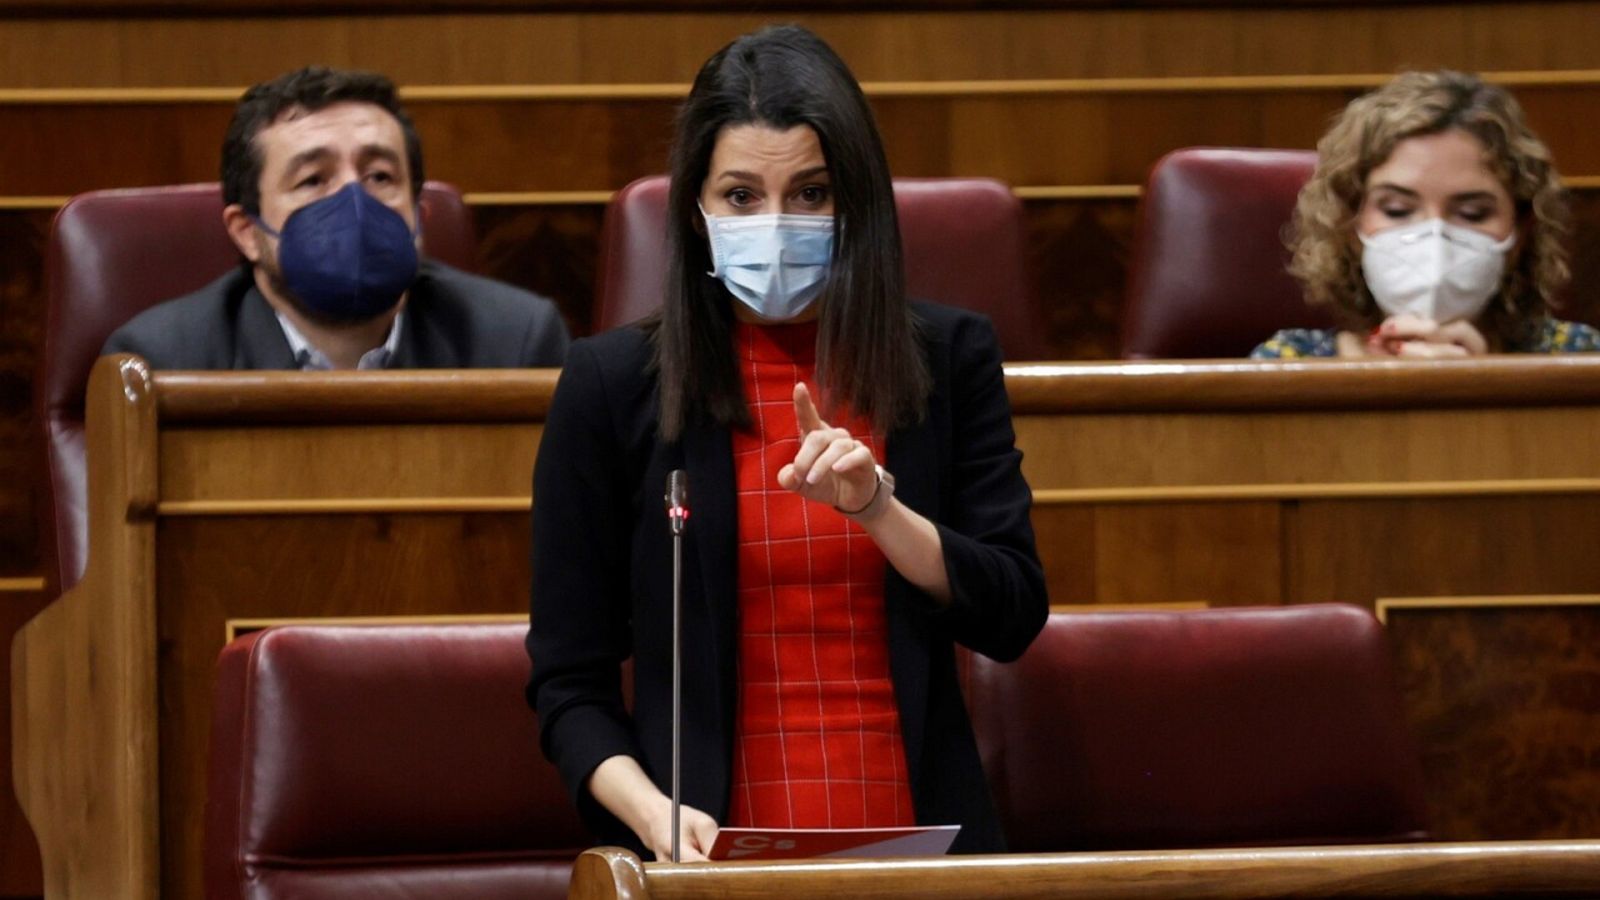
[1288,70,1570,341]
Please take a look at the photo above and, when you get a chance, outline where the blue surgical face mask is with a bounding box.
[701,206,834,321]
[253,182,420,321]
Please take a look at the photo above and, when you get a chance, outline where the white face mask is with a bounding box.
[1359,218,1515,322]
[701,207,835,321]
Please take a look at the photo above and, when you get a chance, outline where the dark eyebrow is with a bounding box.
[1448,190,1501,204]
[282,144,402,183]
[711,166,831,185]
[282,146,335,180]
[357,143,404,169]
[787,165,830,184]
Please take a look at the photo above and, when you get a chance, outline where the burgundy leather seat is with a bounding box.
[209,610,1424,891]
[206,624,586,900]
[1120,147,1336,359]
[35,182,476,593]
[592,175,1050,359]
[966,604,1428,851]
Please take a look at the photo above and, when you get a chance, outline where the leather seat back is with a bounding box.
[206,623,585,900]
[593,175,1050,359]
[1121,148,1334,359]
[967,605,1429,850]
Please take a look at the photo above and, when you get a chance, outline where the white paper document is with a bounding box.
[708,824,961,860]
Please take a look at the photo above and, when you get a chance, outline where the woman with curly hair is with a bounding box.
[1253,70,1600,358]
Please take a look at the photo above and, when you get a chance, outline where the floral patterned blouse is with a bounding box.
[1250,318,1600,359]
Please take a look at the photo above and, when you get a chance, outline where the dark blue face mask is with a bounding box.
[253,182,420,321]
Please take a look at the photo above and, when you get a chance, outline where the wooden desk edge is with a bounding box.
[573,840,1600,899]
[124,356,1600,421]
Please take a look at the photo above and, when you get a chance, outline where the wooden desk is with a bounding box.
[1015,357,1600,845]
[569,841,1600,899]
[1011,356,1600,607]
[14,354,1600,898]
[14,358,555,900]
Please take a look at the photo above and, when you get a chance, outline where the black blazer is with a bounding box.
[102,260,570,369]
[526,302,1047,856]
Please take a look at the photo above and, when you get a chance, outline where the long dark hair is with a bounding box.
[652,24,931,442]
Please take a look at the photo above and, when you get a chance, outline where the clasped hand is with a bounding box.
[776,382,880,514]
[1364,313,1488,357]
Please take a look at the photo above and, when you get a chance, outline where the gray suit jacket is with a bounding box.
[102,260,570,368]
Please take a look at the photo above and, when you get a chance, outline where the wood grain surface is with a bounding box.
[14,360,1600,898]
[4,82,1599,197]
[2,4,1597,87]
[1384,601,1600,841]
[570,840,1600,899]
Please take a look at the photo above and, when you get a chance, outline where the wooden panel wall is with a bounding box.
[2,3,1599,88]
[0,0,1532,14]
[1384,600,1600,841]
[6,80,1600,199]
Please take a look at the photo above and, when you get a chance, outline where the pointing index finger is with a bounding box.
[793,382,827,435]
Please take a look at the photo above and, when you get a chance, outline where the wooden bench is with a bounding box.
[14,353,1600,897]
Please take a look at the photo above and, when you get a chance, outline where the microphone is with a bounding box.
[665,469,689,536]
[664,469,688,862]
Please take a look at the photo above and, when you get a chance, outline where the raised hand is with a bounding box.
[776,382,880,513]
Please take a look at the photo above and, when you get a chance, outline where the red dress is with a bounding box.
[726,319,915,829]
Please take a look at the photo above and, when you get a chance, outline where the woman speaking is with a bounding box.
[527,25,1047,861]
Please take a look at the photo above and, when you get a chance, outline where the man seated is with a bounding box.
[104,66,569,369]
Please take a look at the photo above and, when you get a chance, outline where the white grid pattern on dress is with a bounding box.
[726,322,912,830]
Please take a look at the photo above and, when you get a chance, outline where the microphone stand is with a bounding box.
[665,471,688,863]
